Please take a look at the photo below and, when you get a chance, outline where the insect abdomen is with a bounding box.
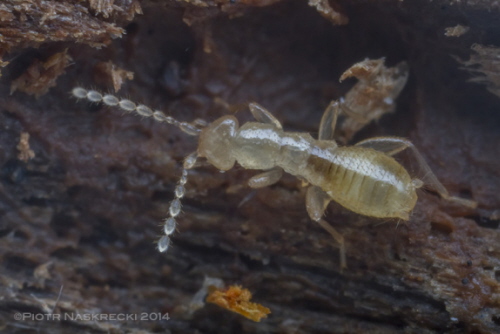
[307,146,417,220]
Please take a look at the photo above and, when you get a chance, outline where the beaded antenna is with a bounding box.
[73,83,476,269]
[72,87,203,253]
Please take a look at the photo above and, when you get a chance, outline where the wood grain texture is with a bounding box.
[0,1,499,333]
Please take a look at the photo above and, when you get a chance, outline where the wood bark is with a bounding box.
[0,0,499,333]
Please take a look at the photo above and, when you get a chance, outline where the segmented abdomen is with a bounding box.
[306,146,417,220]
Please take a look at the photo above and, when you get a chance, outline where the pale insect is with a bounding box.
[72,87,477,268]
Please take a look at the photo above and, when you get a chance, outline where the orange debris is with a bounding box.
[206,285,271,322]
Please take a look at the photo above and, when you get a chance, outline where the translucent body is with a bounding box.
[198,117,417,220]
[73,86,476,267]
[305,145,416,220]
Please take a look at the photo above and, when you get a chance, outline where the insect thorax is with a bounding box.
[198,116,238,171]
[232,123,317,173]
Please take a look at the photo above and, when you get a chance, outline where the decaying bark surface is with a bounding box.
[0,0,499,333]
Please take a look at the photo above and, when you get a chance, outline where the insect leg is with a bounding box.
[306,186,346,269]
[248,167,283,188]
[318,100,341,140]
[355,136,410,156]
[355,136,477,209]
[248,102,283,129]
[318,99,370,141]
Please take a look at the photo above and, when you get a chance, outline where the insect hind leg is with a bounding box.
[355,136,477,209]
[306,186,346,270]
